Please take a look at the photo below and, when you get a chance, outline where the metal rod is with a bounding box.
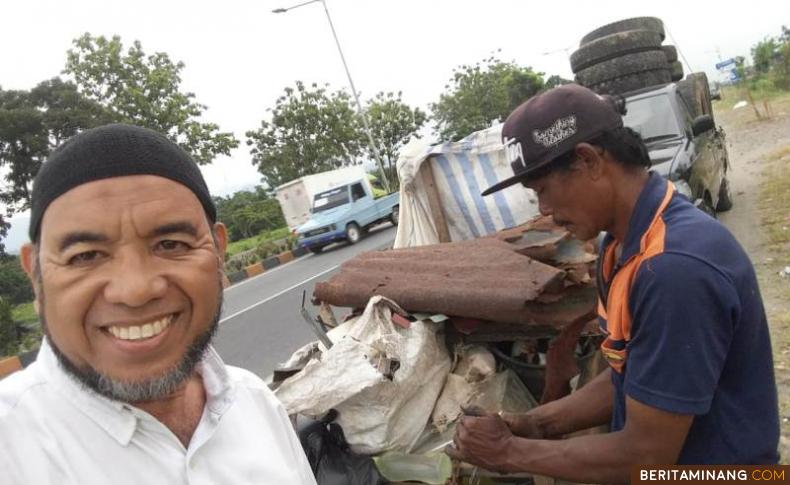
[272,0,320,13]
[300,290,334,349]
[272,0,393,192]
[319,0,392,192]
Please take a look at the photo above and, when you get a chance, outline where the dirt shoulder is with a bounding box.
[715,90,790,462]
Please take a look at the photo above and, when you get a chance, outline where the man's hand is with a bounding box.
[445,408,517,473]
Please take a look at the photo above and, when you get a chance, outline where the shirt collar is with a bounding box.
[605,171,669,265]
[199,346,236,417]
[39,339,235,446]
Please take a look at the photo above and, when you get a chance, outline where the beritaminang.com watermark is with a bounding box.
[641,469,748,481]
[633,466,787,483]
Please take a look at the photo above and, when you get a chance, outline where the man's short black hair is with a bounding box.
[520,126,651,184]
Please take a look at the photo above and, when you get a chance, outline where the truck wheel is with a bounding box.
[716,177,734,212]
[575,50,669,87]
[678,73,714,120]
[390,206,400,226]
[346,223,361,244]
[570,29,663,73]
[662,45,677,63]
[586,68,671,95]
[309,245,324,254]
[670,61,684,82]
[580,17,665,45]
[694,197,717,218]
[692,72,714,118]
[677,78,701,118]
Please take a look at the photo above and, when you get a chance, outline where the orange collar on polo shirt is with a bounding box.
[597,173,675,373]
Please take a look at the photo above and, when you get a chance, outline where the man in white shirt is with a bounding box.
[0,124,317,484]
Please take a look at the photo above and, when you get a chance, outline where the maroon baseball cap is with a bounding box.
[481,83,623,196]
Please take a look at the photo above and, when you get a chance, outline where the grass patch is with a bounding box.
[758,146,790,250]
[12,302,38,325]
[715,85,744,111]
[226,227,290,257]
[715,86,790,127]
[756,144,790,462]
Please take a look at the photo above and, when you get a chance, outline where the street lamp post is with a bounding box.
[273,0,392,192]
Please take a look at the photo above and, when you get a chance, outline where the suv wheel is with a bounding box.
[346,223,361,244]
[390,206,400,226]
[694,198,717,218]
[716,177,734,212]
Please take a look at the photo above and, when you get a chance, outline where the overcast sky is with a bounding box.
[2,0,787,250]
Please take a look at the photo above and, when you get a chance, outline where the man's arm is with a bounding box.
[450,252,739,481]
[504,367,614,439]
[449,396,693,484]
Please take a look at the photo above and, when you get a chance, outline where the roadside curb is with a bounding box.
[0,355,22,379]
[0,349,38,378]
[229,248,309,287]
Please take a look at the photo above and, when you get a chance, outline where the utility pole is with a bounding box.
[273,0,392,192]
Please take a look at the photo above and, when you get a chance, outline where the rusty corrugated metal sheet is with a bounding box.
[314,216,597,327]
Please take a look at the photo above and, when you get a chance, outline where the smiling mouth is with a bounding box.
[106,314,177,341]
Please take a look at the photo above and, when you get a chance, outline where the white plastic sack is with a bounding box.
[275,296,452,454]
[431,345,497,431]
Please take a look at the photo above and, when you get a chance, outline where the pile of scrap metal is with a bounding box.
[316,214,597,327]
[313,214,603,403]
[275,215,604,483]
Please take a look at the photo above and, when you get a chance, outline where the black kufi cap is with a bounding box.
[29,124,216,240]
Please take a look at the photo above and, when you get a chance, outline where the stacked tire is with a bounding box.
[571,17,684,95]
[677,72,714,120]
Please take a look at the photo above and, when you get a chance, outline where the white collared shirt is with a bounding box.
[0,341,317,485]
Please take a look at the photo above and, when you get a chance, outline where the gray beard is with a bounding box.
[42,280,223,404]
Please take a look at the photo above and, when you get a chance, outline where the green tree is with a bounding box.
[0,297,18,357]
[544,75,573,89]
[246,81,364,188]
[0,78,112,252]
[214,186,286,241]
[752,37,779,74]
[431,55,545,141]
[364,91,427,188]
[64,33,238,164]
[734,56,748,81]
[774,26,790,90]
[0,256,34,306]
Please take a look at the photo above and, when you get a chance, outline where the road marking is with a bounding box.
[219,264,340,324]
[224,253,314,292]
[224,226,394,293]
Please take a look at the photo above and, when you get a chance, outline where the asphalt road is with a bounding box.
[212,223,396,378]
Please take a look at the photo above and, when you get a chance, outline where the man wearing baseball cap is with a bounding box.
[447,84,778,480]
[0,124,316,484]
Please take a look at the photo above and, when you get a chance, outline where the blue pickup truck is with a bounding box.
[295,178,400,254]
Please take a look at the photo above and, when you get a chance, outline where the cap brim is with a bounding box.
[481,143,582,196]
[481,154,558,196]
[481,173,525,196]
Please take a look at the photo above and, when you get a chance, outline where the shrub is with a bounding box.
[0,297,19,357]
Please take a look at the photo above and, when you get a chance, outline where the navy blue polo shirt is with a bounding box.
[598,172,779,464]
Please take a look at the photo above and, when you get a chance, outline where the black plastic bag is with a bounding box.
[297,410,385,485]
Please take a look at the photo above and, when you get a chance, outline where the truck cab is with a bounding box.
[295,179,400,254]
